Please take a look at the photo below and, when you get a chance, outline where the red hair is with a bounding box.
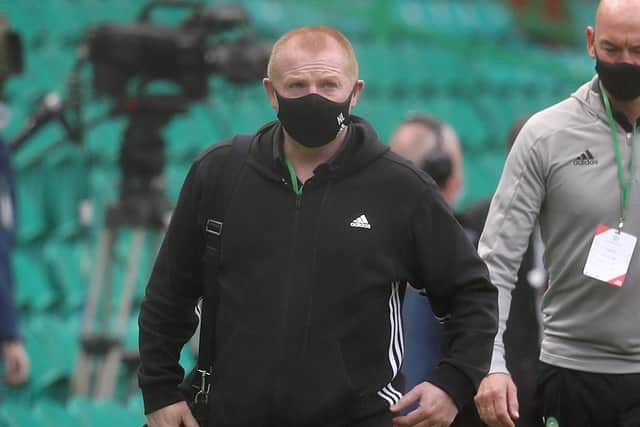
[267,26,358,82]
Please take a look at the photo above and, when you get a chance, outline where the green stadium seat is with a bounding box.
[0,402,37,427]
[190,105,226,148]
[22,315,78,398]
[13,247,55,312]
[68,397,141,427]
[391,1,512,40]
[85,118,126,167]
[464,150,505,206]
[356,42,396,91]
[165,121,202,166]
[126,393,145,420]
[422,97,487,151]
[32,399,82,427]
[14,170,47,244]
[86,166,120,235]
[180,344,196,375]
[353,98,398,143]
[226,88,275,135]
[0,414,8,427]
[42,145,89,240]
[165,105,225,165]
[42,238,90,312]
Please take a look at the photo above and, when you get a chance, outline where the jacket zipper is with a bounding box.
[301,180,331,353]
[274,175,304,406]
[283,190,302,330]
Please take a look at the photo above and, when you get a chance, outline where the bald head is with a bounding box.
[267,26,358,84]
[390,116,464,207]
[597,0,639,18]
[588,0,640,63]
[596,0,640,35]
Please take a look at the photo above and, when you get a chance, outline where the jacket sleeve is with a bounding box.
[138,157,209,414]
[0,139,20,342]
[0,253,20,342]
[478,123,546,374]
[409,182,498,409]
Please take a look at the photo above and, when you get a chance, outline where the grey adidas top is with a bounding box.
[479,76,640,374]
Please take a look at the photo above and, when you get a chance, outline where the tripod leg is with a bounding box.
[123,228,166,397]
[72,226,116,397]
[95,227,146,399]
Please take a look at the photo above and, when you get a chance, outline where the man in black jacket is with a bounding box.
[138,26,498,427]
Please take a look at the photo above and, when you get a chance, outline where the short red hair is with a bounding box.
[267,26,358,82]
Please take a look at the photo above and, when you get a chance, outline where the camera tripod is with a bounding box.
[71,96,187,399]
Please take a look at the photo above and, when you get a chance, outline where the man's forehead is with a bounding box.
[280,40,347,63]
[391,124,437,151]
[395,122,434,139]
[270,34,356,80]
[279,40,346,65]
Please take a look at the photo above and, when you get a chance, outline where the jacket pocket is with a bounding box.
[283,334,357,426]
[210,329,277,425]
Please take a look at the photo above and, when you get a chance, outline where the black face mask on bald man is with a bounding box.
[596,58,640,102]
[276,91,352,148]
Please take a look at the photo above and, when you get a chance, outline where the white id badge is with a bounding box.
[583,224,637,287]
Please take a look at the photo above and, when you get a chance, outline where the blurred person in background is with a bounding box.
[138,25,498,427]
[0,131,29,399]
[475,1,640,426]
[0,14,29,400]
[390,114,488,427]
[388,113,464,391]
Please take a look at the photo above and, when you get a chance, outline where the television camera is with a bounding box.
[13,0,270,214]
[5,0,271,399]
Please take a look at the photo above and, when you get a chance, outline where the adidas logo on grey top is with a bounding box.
[350,215,371,229]
[573,149,598,166]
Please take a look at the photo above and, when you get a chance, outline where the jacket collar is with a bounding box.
[271,124,353,177]
[250,116,389,182]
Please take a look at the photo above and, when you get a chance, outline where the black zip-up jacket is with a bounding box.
[138,117,498,426]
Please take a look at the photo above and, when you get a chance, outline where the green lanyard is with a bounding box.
[285,156,303,195]
[600,81,637,231]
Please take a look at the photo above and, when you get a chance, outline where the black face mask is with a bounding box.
[276,91,352,148]
[595,58,640,101]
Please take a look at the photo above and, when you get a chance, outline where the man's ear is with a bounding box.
[263,78,278,110]
[349,80,365,109]
[586,26,596,59]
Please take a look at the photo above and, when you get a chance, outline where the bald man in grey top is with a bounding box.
[474,1,640,426]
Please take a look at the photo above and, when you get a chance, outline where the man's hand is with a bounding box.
[474,373,519,427]
[390,381,458,427]
[2,341,29,385]
[146,401,199,427]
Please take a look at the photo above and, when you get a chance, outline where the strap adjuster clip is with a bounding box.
[205,219,223,236]
[192,369,212,404]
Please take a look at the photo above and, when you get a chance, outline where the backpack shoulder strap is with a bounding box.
[203,133,253,236]
[196,133,253,379]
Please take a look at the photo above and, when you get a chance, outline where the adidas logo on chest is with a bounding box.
[350,214,371,229]
[572,149,598,166]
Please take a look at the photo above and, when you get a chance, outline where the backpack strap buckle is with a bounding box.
[205,219,223,236]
